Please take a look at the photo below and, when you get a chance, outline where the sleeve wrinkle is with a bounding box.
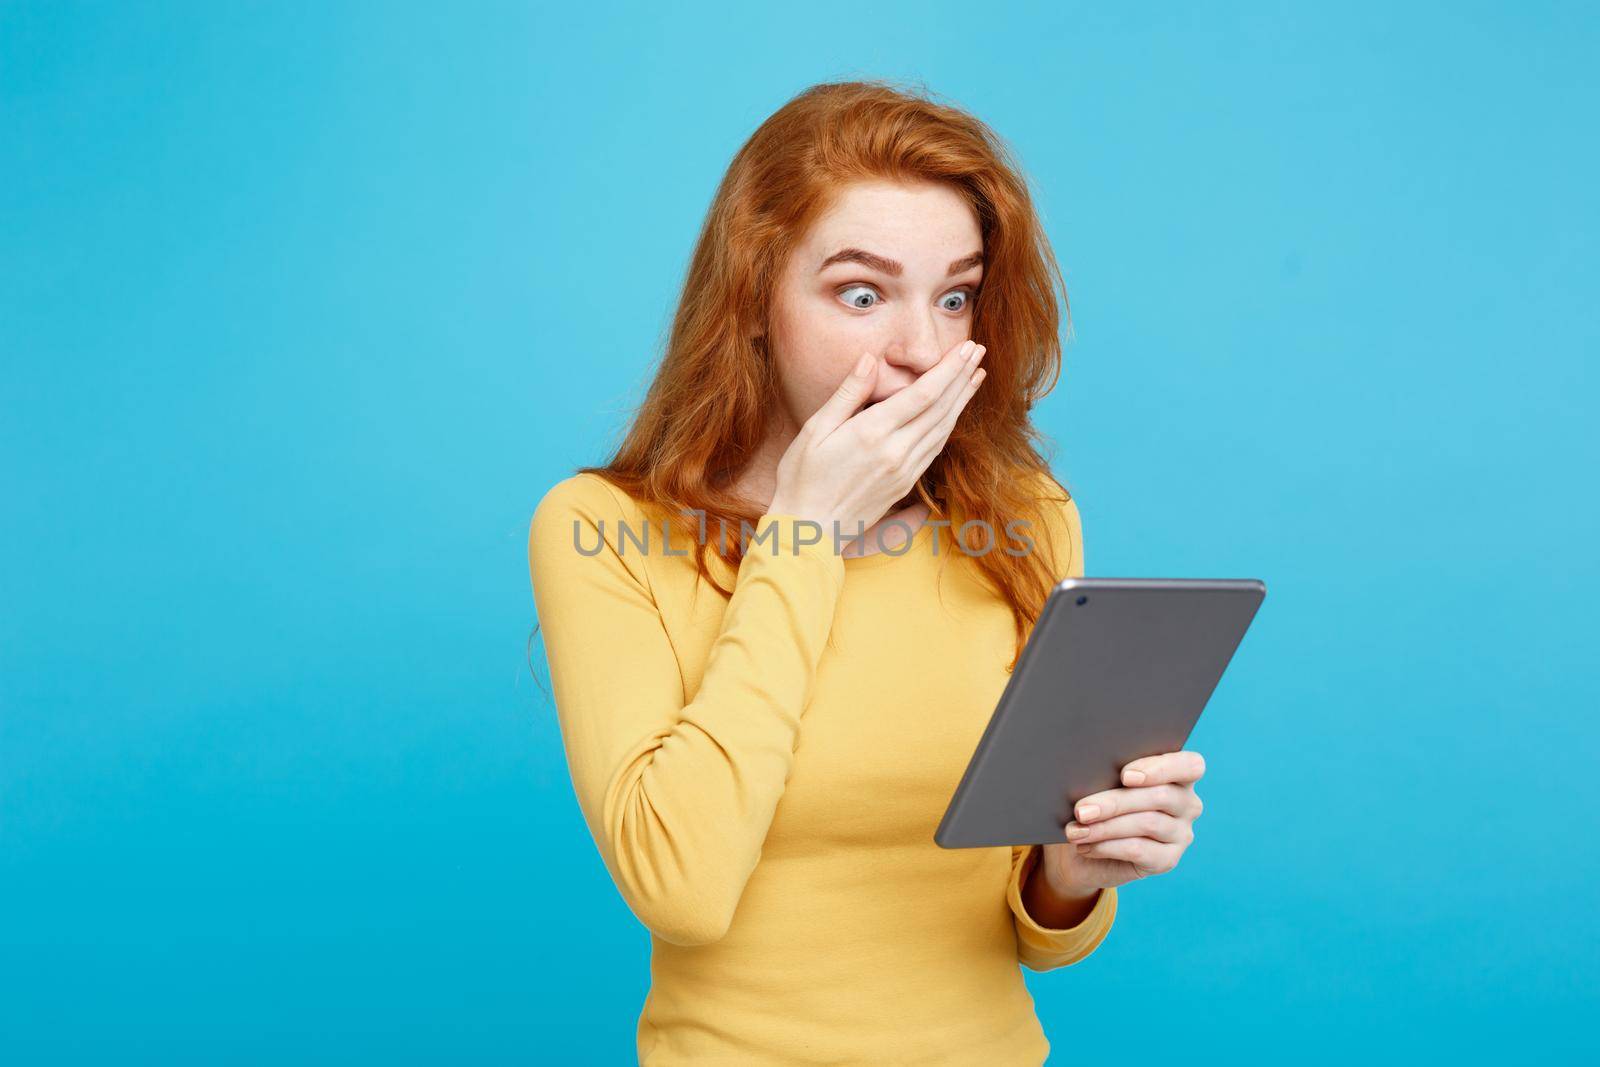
[530,478,845,947]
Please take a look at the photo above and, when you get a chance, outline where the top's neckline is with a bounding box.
[841,514,937,569]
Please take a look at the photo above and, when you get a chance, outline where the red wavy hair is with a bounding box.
[572,78,1079,669]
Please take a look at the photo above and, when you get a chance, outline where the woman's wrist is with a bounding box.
[764,498,830,529]
[1023,857,1101,929]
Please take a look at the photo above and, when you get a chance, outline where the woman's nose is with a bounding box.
[881,315,948,376]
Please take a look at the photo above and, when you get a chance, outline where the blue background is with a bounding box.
[4,2,1596,1062]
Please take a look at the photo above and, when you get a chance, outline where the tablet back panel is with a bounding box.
[935,577,1266,849]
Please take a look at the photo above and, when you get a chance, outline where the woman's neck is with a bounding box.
[841,495,931,558]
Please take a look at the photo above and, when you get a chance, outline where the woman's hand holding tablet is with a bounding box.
[935,577,1266,907]
[1046,749,1208,895]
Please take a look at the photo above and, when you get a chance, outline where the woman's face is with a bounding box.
[764,179,984,435]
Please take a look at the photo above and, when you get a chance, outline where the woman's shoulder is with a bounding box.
[531,471,649,532]
[1020,467,1083,578]
[528,472,662,579]
[1025,467,1073,504]
[528,471,725,610]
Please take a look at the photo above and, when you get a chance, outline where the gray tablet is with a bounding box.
[935,576,1267,849]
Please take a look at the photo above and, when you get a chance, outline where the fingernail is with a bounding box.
[854,353,873,377]
[972,345,986,363]
[1125,769,1146,785]
[961,341,976,360]
[1077,804,1100,822]
[1065,825,1087,840]
[1076,844,1092,854]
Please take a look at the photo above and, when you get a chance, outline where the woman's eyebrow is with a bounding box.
[816,248,984,277]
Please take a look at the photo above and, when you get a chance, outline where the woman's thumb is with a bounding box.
[807,352,877,434]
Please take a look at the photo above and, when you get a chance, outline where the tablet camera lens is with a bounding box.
[1076,595,1088,606]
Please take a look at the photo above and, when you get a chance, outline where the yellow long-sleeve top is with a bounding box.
[527,470,1117,1065]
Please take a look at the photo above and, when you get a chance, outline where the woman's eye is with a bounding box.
[836,286,976,312]
[837,285,881,309]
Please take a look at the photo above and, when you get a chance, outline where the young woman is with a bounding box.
[528,80,1206,1065]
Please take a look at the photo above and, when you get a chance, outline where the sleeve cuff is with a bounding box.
[1007,844,1118,972]
[741,514,846,579]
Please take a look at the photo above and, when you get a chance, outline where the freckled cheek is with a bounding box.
[781,337,866,390]
[802,351,867,408]
[788,364,847,416]
[769,348,841,420]
[813,324,880,382]
[771,298,877,411]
